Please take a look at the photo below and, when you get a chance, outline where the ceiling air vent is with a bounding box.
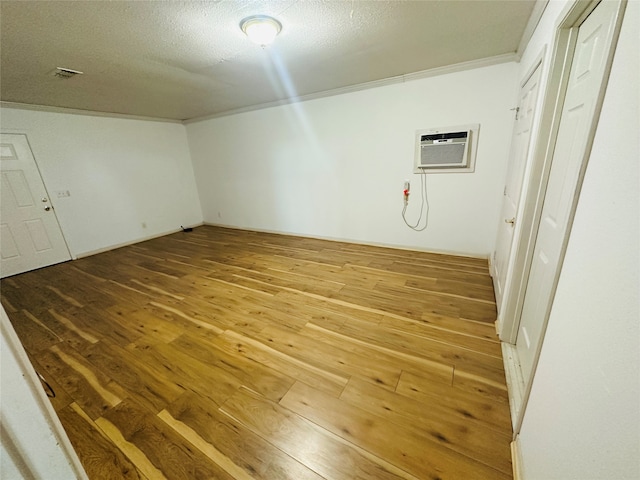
[51,67,83,79]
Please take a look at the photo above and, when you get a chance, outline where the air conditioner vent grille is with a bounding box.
[420,131,468,142]
[51,67,84,79]
[413,124,479,174]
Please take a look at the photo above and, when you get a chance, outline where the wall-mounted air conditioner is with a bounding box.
[414,124,479,173]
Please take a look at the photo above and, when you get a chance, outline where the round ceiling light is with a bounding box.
[240,15,282,46]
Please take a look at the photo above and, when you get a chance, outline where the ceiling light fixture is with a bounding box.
[240,15,282,47]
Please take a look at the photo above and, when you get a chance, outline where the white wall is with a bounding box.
[1,305,88,479]
[518,1,640,478]
[186,62,518,257]
[0,108,203,257]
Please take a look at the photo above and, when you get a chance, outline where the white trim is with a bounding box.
[1,307,89,479]
[1,128,78,260]
[516,1,550,60]
[497,47,547,345]
[203,222,489,260]
[511,435,525,480]
[499,26,580,343]
[0,131,74,272]
[23,133,75,261]
[502,342,526,429]
[509,0,627,437]
[74,222,203,259]
[0,101,182,124]
[183,53,518,124]
[400,53,517,83]
[519,46,548,89]
[489,251,498,278]
[1,54,517,125]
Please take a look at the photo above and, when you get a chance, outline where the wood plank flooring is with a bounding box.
[1,226,512,479]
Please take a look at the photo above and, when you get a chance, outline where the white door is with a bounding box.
[493,64,542,312]
[516,0,621,383]
[1,134,71,278]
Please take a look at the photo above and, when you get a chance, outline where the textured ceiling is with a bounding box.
[0,1,537,121]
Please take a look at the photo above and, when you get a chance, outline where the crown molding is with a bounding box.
[1,52,520,126]
[516,0,549,60]
[0,101,181,124]
[183,53,518,124]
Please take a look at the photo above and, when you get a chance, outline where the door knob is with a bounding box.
[44,206,51,211]
[505,217,515,225]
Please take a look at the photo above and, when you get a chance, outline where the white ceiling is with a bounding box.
[0,1,537,121]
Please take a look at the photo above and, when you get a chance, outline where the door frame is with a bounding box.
[1,130,74,272]
[493,47,545,334]
[500,0,627,436]
[1,305,88,478]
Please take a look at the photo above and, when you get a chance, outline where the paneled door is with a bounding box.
[1,134,71,278]
[493,63,542,314]
[516,0,622,384]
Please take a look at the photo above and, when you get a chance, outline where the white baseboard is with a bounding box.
[501,342,526,429]
[74,222,204,259]
[511,435,525,480]
[202,222,489,260]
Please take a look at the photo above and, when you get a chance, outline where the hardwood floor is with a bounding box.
[1,226,513,479]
